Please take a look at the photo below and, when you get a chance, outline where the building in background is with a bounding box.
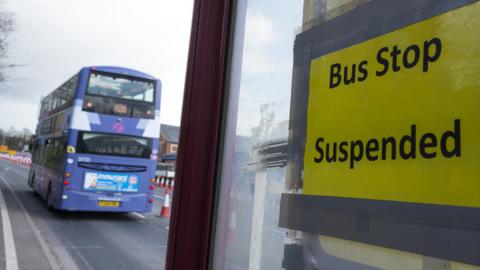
[158,124,180,174]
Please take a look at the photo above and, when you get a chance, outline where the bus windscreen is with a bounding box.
[87,72,154,102]
[83,72,155,119]
[77,132,152,159]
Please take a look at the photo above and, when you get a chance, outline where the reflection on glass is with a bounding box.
[77,131,152,158]
[87,72,155,102]
[83,72,156,119]
[212,1,302,269]
[213,0,480,269]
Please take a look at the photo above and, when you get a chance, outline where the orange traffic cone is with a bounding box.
[157,188,171,218]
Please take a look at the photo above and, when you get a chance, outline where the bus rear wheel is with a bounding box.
[27,172,33,188]
[46,185,55,211]
[30,174,38,194]
[27,173,33,187]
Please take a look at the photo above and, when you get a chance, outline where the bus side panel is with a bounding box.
[30,163,63,204]
[31,163,48,199]
[49,168,63,208]
[74,68,90,100]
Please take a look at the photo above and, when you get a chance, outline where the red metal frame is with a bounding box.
[165,0,232,269]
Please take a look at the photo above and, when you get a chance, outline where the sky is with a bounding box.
[0,0,193,131]
[0,0,304,138]
[235,0,303,135]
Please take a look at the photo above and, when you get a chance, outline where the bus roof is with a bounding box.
[87,66,158,81]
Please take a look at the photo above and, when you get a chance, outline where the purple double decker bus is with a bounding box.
[28,66,161,212]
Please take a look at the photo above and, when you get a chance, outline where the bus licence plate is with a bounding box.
[98,201,120,207]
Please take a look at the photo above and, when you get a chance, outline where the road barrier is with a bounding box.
[0,153,31,167]
[160,176,166,188]
[228,209,237,242]
[155,176,175,190]
[227,194,238,243]
[167,177,175,190]
[155,176,163,187]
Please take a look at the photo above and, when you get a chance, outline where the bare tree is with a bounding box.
[0,126,32,151]
[0,6,14,83]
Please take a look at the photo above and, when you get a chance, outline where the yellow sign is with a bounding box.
[304,2,480,208]
[67,146,76,153]
[7,150,16,156]
[0,145,7,153]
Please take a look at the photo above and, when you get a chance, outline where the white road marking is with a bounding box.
[151,244,168,249]
[67,246,102,250]
[0,161,28,177]
[0,179,19,270]
[0,176,62,270]
[71,248,94,270]
[154,194,164,199]
[131,212,145,219]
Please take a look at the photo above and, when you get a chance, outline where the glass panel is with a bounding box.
[82,95,155,119]
[44,136,66,170]
[87,72,155,102]
[212,1,303,269]
[77,131,152,158]
[83,72,156,118]
[39,74,78,118]
[213,0,480,269]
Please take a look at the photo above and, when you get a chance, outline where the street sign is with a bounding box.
[303,2,480,208]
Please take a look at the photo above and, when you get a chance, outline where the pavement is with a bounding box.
[0,160,171,270]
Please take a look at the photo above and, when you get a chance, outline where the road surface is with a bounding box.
[0,159,170,270]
